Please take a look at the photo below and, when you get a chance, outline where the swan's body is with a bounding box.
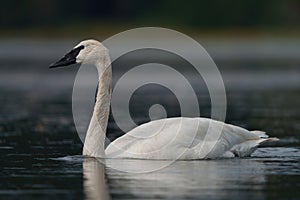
[50,39,278,160]
[105,117,276,159]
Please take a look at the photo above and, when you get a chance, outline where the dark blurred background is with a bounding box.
[0,0,299,37]
[0,0,299,149]
[0,0,299,148]
[0,1,300,199]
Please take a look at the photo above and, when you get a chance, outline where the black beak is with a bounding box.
[49,45,84,68]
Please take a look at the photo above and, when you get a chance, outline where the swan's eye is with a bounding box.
[69,45,85,56]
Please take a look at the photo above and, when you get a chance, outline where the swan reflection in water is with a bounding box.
[83,157,269,200]
[83,158,111,200]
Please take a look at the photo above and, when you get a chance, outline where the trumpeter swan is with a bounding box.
[49,39,278,159]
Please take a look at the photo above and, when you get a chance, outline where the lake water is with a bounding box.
[0,39,299,200]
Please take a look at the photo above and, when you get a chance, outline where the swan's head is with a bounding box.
[49,39,109,68]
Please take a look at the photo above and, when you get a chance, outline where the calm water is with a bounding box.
[0,40,299,200]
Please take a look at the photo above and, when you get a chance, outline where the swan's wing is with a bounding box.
[105,117,274,159]
[106,117,204,159]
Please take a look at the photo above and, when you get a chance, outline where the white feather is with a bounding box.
[62,39,279,160]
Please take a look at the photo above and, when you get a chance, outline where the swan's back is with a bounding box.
[105,117,278,159]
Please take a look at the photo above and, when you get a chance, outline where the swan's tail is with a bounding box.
[230,131,279,157]
[251,130,279,142]
[251,130,268,138]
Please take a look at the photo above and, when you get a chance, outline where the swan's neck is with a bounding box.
[83,61,112,158]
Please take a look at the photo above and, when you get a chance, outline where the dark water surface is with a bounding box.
[0,40,299,199]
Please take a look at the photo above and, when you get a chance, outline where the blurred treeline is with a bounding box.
[0,0,299,29]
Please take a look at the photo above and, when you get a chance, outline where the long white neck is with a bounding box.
[83,59,112,158]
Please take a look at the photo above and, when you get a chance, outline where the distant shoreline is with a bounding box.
[1,23,300,40]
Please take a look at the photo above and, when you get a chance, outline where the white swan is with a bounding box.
[50,39,278,159]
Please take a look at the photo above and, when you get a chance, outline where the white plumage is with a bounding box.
[106,117,278,159]
[50,39,278,160]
